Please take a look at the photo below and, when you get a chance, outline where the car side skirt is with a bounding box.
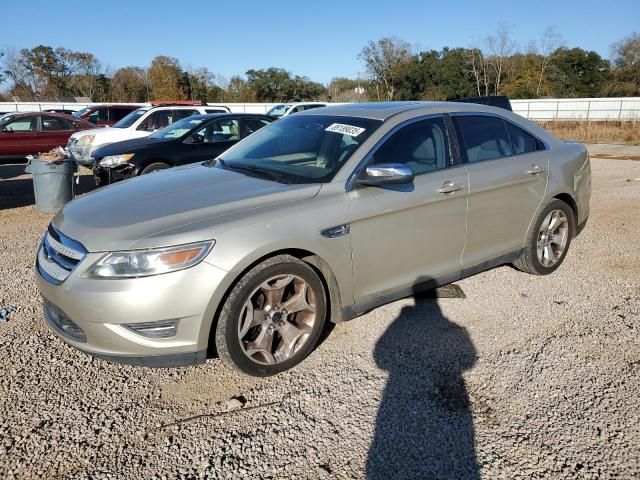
[342,250,522,321]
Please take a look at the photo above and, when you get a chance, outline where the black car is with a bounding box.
[91,113,273,185]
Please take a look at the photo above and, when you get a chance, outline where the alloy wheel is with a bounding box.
[238,274,317,365]
[537,209,569,267]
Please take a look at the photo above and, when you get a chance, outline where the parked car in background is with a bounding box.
[35,101,590,376]
[72,104,140,127]
[449,95,513,111]
[0,112,96,159]
[67,104,231,165]
[265,102,327,118]
[43,108,79,116]
[91,113,273,185]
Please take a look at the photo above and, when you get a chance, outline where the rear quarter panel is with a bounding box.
[545,141,591,225]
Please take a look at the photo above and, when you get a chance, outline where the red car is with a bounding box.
[72,104,140,126]
[0,112,96,159]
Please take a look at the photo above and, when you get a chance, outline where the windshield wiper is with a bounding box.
[217,159,292,184]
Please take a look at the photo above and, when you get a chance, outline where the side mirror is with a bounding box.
[356,163,414,187]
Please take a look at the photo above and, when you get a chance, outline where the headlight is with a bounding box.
[99,153,135,168]
[76,134,95,146]
[85,241,214,278]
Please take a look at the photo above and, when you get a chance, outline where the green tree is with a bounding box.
[147,55,185,100]
[603,33,640,96]
[245,68,325,102]
[360,37,412,101]
[550,48,610,97]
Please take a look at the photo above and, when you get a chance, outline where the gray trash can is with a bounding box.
[25,158,77,214]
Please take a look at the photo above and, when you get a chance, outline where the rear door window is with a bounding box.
[454,115,513,163]
[41,116,72,131]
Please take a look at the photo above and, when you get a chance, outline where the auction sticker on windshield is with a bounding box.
[325,123,366,137]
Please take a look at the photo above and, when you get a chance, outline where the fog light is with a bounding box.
[124,320,179,339]
[44,300,87,342]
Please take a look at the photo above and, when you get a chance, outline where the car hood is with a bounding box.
[53,164,321,252]
[70,126,139,145]
[91,137,173,158]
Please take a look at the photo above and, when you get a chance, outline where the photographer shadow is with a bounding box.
[366,279,480,479]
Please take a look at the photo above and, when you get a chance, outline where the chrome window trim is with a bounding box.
[450,112,550,166]
[346,113,456,192]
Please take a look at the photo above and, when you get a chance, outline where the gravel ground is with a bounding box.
[0,151,638,479]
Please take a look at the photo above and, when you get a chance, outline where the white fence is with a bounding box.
[511,97,640,121]
[2,98,640,121]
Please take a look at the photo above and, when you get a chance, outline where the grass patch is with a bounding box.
[538,121,640,145]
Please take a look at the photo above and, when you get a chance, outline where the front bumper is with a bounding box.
[36,253,228,368]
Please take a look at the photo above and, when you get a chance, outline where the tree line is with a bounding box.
[1,27,638,104]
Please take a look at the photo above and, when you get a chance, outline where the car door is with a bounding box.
[180,117,241,165]
[348,115,469,304]
[0,115,40,156]
[40,115,75,151]
[452,114,549,268]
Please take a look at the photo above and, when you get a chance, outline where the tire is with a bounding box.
[513,198,576,275]
[215,255,327,376]
[140,162,171,175]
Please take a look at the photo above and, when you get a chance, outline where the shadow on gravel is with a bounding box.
[367,279,480,479]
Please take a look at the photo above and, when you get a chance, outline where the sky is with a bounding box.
[2,0,639,84]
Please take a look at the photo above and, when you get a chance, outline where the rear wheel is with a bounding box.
[215,255,327,376]
[513,199,575,275]
[140,162,171,175]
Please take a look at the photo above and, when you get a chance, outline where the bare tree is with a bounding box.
[486,24,516,95]
[465,44,491,96]
[2,47,41,98]
[611,32,640,67]
[359,37,412,101]
[534,26,564,96]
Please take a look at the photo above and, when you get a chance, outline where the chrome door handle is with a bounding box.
[438,181,464,194]
[527,165,545,175]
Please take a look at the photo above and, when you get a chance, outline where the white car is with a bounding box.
[265,102,327,118]
[67,104,230,165]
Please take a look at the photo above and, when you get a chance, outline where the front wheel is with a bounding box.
[140,162,171,175]
[215,255,327,376]
[513,199,575,275]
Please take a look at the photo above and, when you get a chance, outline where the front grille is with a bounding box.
[37,225,88,285]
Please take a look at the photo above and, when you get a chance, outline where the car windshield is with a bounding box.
[216,114,381,184]
[266,104,291,117]
[72,107,92,118]
[112,108,148,128]
[150,117,205,139]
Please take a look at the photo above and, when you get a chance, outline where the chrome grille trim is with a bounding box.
[38,247,71,282]
[37,225,88,285]
[45,233,85,260]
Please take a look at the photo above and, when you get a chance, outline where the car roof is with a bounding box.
[0,111,96,125]
[297,101,500,121]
